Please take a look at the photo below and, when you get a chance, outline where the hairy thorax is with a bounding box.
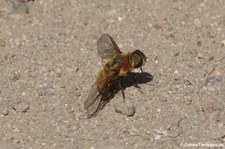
[97,52,134,92]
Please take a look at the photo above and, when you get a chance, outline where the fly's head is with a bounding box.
[129,50,147,68]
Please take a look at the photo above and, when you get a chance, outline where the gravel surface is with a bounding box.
[0,0,225,148]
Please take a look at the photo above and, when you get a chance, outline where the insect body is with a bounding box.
[84,34,147,118]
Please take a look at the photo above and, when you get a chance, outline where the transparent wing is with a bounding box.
[84,80,101,118]
[84,79,111,118]
[84,70,120,118]
[97,34,122,64]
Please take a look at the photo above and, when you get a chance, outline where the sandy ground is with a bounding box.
[0,0,225,148]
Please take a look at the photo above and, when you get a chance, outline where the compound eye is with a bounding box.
[133,53,142,68]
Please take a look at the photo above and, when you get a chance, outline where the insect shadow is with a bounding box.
[103,72,153,103]
[119,72,153,89]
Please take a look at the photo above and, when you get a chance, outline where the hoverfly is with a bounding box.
[84,34,147,118]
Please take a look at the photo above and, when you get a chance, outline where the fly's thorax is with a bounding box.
[101,54,124,72]
[110,54,124,68]
[129,50,147,68]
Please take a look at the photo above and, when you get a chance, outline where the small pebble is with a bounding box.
[194,18,202,28]
[159,98,167,102]
[183,98,192,105]
[205,76,222,86]
[55,68,62,77]
[204,76,222,91]
[0,39,6,47]
[205,64,215,74]
[117,17,123,22]
[6,0,28,14]
[167,130,179,138]
[221,40,225,46]
[0,107,9,116]
[174,71,182,81]
[36,86,55,96]
[115,102,135,117]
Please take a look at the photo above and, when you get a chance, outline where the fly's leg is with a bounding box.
[118,80,125,103]
[140,67,143,73]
